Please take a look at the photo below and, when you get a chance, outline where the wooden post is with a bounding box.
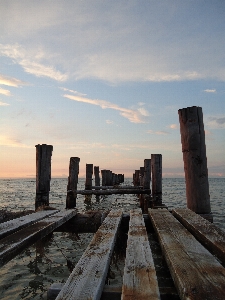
[151,154,162,205]
[85,164,93,190]
[66,157,80,209]
[139,167,145,186]
[178,106,211,215]
[133,170,140,186]
[101,170,107,186]
[35,144,53,210]
[143,159,151,189]
[94,166,100,187]
[105,170,111,186]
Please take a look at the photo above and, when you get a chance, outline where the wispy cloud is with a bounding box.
[0,101,10,106]
[63,94,149,123]
[1,3,225,84]
[0,44,67,81]
[0,87,11,96]
[0,74,27,87]
[147,130,170,135]
[204,89,216,93]
[0,135,29,148]
[60,87,86,97]
[206,116,225,129]
[106,120,114,124]
[169,124,178,129]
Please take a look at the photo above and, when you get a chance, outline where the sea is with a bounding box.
[0,177,224,299]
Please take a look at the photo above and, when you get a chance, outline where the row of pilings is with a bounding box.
[34,106,212,220]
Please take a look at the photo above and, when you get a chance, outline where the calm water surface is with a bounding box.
[0,177,224,299]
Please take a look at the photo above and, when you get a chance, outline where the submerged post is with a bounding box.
[178,106,211,216]
[35,144,53,209]
[66,157,80,209]
[143,159,151,189]
[85,164,93,190]
[151,154,162,205]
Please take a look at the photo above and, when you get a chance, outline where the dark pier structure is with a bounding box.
[0,106,225,300]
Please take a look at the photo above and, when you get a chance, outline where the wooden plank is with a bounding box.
[56,209,123,300]
[0,210,59,240]
[0,210,76,267]
[75,189,151,195]
[122,208,160,300]
[149,208,225,300]
[172,208,225,265]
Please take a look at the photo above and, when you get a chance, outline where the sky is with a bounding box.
[0,0,225,178]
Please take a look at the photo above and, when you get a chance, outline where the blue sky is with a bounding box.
[0,0,224,178]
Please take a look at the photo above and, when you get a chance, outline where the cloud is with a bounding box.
[63,94,149,123]
[206,116,225,129]
[169,124,178,129]
[1,2,225,83]
[0,101,10,106]
[60,87,86,97]
[204,89,216,93]
[0,135,29,147]
[0,74,27,87]
[147,130,170,135]
[0,87,11,96]
[106,120,114,124]
[0,44,67,81]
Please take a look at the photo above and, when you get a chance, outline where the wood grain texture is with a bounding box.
[122,208,160,300]
[149,208,225,300]
[0,210,76,267]
[0,210,58,240]
[56,209,123,300]
[172,208,225,265]
[178,106,210,214]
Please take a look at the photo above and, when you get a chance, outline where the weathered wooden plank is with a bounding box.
[0,209,59,240]
[75,189,151,195]
[172,208,225,265]
[149,208,225,300]
[0,210,76,267]
[56,209,123,300]
[122,208,160,300]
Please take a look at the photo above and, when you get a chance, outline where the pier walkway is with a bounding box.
[0,207,225,300]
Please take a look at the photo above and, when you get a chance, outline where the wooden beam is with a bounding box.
[172,208,225,265]
[91,186,143,190]
[122,208,160,300]
[56,209,123,300]
[149,208,225,300]
[178,106,211,214]
[0,210,76,267]
[0,210,58,240]
[75,189,151,195]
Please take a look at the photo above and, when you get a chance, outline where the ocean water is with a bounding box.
[0,177,224,299]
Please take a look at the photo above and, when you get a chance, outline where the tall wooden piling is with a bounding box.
[66,157,80,209]
[178,106,211,215]
[143,159,151,189]
[35,144,53,209]
[85,164,93,190]
[101,170,107,186]
[94,166,100,187]
[151,154,162,204]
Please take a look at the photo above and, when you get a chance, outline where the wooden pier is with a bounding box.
[1,106,224,299]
